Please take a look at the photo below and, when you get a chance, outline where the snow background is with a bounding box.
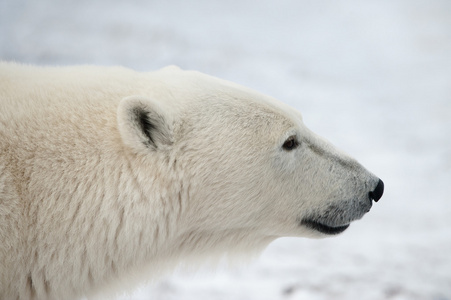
[1,0,450,299]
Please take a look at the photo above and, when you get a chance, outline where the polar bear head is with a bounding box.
[117,67,383,257]
[0,64,385,300]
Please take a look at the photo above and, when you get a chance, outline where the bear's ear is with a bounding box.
[117,96,173,152]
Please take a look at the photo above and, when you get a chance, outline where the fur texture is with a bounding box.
[0,62,382,300]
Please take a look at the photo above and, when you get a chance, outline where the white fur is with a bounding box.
[0,62,380,300]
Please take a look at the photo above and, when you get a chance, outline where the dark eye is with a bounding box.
[282,136,299,151]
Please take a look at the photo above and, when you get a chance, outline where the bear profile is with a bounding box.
[0,63,383,300]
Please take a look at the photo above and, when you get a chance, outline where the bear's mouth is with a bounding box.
[301,219,350,235]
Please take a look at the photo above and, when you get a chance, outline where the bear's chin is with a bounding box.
[300,219,350,235]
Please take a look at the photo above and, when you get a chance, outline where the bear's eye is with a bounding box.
[282,136,299,151]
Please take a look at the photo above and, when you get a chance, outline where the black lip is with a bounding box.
[301,219,350,235]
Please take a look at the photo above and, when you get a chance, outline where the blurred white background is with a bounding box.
[1,1,450,299]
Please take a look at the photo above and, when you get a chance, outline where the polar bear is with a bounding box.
[0,62,384,300]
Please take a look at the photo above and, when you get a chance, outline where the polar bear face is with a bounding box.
[117,68,383,252]
[0,64,384,300]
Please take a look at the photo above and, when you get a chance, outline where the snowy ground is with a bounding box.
[1,0,450,299]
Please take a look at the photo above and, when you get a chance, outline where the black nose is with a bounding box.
[369,179,384,202]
